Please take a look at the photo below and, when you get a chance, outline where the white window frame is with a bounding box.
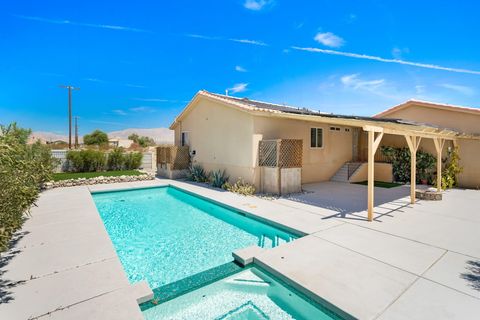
[310,127,324,149]
[181,131,190,147]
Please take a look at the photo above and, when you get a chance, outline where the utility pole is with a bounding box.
[74,116,79,149]
[59,85,80,149]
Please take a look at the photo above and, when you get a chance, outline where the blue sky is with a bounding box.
[1,0,480,134]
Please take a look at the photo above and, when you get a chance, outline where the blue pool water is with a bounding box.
[92,186,295,289]
[142,267,343,320]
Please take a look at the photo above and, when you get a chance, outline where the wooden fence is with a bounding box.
[258,139,303,168]
[156,146,190,170]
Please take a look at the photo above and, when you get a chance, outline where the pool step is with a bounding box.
[258,235,294,248]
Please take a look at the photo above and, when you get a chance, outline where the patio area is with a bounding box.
[0,179,479,319]
[258,181,480,319]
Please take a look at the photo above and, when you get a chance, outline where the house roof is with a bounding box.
[170,90,478,140]
[374,99,480,118]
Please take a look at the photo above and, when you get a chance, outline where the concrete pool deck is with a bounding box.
[1,179,479,319]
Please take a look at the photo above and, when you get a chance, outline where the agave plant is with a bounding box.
[210,169,229,188]
[187,164,209,182]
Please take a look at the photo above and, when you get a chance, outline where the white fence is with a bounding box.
[51,150,156,173]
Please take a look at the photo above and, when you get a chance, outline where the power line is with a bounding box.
[59,85,80,149]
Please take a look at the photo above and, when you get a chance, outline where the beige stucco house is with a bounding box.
[170,91,479,197]
[375,100,480,189]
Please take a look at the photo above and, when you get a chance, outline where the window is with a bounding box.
[181,132,190,146]
[310,128,323,148]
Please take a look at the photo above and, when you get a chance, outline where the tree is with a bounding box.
[128,133,155,147]
[83,129,108,145]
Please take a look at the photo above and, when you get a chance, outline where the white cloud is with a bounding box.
[439,83,475,96]
[314,32,345,48]
[124,83,147,88]
[415,85,426,94]
[112,109,127,116]
[341,74,385,91]
[392,47,410,59]
[291,46,480,75]
[235,65,247,72]
[129,106,156,112]
[185,34,267,46]
[228,83,248,94]
[84,78,105,83]
[346,13,357,23]
[244,0,273,11]
[13,14,150,32]
[229,38,268,46]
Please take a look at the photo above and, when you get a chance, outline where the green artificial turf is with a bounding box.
[52,170,143,181]
[352,180,403,188]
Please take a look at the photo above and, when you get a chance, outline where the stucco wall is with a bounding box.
[376,104,480,189]
[173,98,257,185]
[349,163,393,183]
[253,116,353,185]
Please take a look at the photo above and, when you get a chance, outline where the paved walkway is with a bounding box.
[1,179,479,319]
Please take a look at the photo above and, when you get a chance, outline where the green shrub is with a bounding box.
[210,170,229,188]
[380,146,436,183]
[187,165,209,182]
[440,146,463,189]
[0,123,57,252]
[124,152,143,170]
[107,148,125,170]
[223,178,256,195]
[128,133,155,147]
[67,149,106,172]
[83,129,108,145]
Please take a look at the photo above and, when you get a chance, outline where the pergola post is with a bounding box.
[405,135,421,204]
[433,138,446,192]
[367,129,384,221]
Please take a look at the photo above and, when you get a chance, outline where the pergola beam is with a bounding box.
[366,130,384,221]
[362,125,456,141]
[405,135,421,204]
[433,138,446,192]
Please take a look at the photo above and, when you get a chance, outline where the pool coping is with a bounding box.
[87,179,351,318]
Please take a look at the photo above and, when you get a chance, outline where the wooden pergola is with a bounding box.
[363,125,458,221]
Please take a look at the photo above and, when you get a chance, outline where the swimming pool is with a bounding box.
[92,186,296,290]
[142,267,343,320]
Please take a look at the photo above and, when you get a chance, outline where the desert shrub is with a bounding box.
[0,123,57,252]
[380,146,436,183]
[67,150,106,172]
[128,133,155,148]
[83,129,108,146]
[187,165,209,182]
[223,178,256,195]
[107,148,125,170]
[210,170,229,188]
[124,152,143,170]
[440,146,463,189]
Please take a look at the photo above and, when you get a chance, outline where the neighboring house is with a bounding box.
[375,100,480,188]
[170,90,478,196]
[108,138,133,148]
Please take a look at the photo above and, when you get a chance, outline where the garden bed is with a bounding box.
[44,171,155,189]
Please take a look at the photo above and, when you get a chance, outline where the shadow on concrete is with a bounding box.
[284,182,411,222]
[461,260,480,291]
[0,231,28,304]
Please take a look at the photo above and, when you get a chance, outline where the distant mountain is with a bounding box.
[28,131,73,143]
[108,128,174,144]
[30,127,174,145]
